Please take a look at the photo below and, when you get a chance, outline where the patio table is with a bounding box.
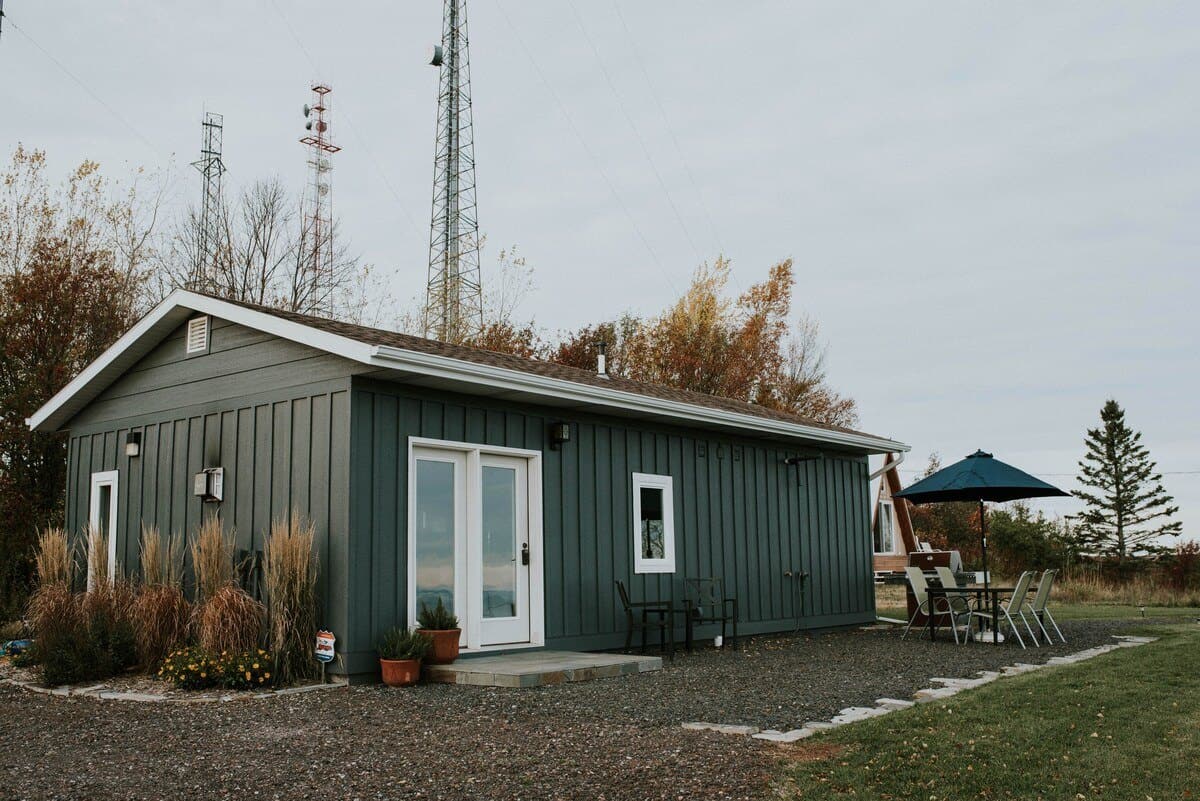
[925,585,1015,643]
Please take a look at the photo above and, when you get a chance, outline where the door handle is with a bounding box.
[521,542,530,566]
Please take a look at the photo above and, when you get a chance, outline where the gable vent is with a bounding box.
[185,316,209,355]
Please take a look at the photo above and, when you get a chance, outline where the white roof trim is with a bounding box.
[28,289,909,454]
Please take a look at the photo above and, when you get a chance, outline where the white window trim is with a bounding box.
[632,472,676,574]
[406,436,545,652]
[88,470,119,589]
[185,315,209,355]
[874,499,897,555]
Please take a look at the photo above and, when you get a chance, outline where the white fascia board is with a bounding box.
[368,344,908,454]
[26,289,376,432]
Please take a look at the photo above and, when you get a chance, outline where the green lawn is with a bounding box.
[775,624,1200,800]
[877,603,1200,622]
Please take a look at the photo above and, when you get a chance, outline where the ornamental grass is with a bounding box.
[34,528,73,587]
[85,525,109,591]
[190,516,235,604]
[264,512,320,685]
[132,584,190,670]
[139,524,184,588]
[193,583,264,655]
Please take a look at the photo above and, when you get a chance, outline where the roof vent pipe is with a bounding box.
[596,340,609,379]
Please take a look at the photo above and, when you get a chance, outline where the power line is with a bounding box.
[895,469,1200,477]
[609,0,726,258]
[6,16,165,161]
[493,1,676,294]
[564,0,702,266]
[266,0,422,237]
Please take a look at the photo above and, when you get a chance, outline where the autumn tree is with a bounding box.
[0,146,158,614]
[1075,399,1181,562]
[550,258,858,427]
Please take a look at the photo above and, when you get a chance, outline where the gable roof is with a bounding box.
[28,289,908,454]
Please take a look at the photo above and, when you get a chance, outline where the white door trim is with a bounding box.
[406,437,545,652]
[88,470,119,589]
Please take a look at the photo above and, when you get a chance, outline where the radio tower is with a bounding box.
[189,112,225,291]
[299,84,341,316]
[424,0,483,344]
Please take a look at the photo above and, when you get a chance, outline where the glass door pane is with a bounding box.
[481,465,517,619]
[414,458,458,616]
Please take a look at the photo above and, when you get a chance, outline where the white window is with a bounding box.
[185,315,209,354]
[88,470,119,589]
[632,473,675,574]
[874,500,896,554]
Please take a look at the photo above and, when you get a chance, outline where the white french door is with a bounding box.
[409,441,542,650]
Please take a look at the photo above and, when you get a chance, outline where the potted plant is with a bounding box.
[416,598,461,664]
[377,627,432,687]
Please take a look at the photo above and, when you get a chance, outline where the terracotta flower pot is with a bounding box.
[419,629,461,664]
[379,658,422,687]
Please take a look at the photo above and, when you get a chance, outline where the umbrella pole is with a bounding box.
[979,499,997,643]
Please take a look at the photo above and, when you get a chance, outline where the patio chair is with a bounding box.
[1027,569,1066,644]
[933,566,975,645]
[615,580,674,660]
[682,577,738,651]
[902,566,953,640]
[969,570,1039,648]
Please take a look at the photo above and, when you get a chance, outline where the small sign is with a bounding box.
[315,629,336,663]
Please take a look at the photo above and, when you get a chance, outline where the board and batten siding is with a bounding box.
[346,377,874,671]
[62,317,357,653]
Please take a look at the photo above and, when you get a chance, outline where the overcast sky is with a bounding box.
[3,1,1197,538]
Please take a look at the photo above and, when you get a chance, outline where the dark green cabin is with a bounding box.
[30,291,908,679]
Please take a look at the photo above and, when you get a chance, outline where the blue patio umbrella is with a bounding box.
[894,450,1069,640]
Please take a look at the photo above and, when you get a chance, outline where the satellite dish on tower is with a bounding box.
[428,44,444,67]
[303,104,311,117]
[305,120,313,131]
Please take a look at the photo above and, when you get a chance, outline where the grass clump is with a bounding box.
[190,516,234,604]
[193,583,264,655]
[132,584,190,669]
[34,528,73,587]
[139,524,184,588]
[264,512,319,686]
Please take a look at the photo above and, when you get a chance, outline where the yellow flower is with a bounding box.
[244,671,251,681]
[200,672,207,678]
[264,672,270,679]
[252,663,259,670]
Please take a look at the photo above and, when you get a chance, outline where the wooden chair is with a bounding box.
[615,580,674,660]
[682,577,738,651]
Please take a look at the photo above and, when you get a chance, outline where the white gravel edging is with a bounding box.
[1,676,348,703]
[682,634,1158,745]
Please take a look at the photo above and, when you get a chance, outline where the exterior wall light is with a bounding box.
[125,431,142,458]
[549,422,571,450]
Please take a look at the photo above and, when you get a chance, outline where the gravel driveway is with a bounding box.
[0,618,1149,801]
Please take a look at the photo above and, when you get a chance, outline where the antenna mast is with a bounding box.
[425,0,483,343]
[188,111,225,291]
[300,84,341,316]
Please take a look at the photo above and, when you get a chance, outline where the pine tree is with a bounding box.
[1075,399,1181,561]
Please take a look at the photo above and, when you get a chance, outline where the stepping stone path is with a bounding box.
[682,634,1158,745]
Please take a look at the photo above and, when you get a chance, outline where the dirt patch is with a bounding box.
[781,741,847,763]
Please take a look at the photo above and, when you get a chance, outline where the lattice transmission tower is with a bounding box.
[424,0,483,343]
[188,111,225,291]
[299,84,341,316]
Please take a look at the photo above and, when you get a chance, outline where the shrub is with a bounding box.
[80,580,139,674]
[159,646,220,690]
[158,646,274,691]
[417,597,459,631]
[34,528,73,587]
[26,583,87,685]
[377,627,432,661]
[1167,541,1200,590]
[191,517,234,604]
[219,649,273,690]
[193,584,264,655]
[264,512,319,687]
[132,584,190,669]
